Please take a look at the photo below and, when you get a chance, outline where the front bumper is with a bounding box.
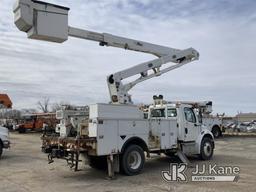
[3,140,10,148]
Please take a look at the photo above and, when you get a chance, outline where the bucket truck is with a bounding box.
[190,101,223,138]
[13,0,214,177]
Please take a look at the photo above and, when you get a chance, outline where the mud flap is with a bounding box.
[107,154,119,179]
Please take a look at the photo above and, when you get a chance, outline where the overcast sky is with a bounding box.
[0,0,256,115]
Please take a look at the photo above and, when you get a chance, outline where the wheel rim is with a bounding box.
[203,142,212,157]
[128,151,141,170]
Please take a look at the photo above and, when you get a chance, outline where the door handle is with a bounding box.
[185,128,188,134]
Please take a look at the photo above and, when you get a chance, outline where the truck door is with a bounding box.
[183,107,199,142]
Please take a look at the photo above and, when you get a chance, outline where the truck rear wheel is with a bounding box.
[200,137,214,160]
[121,144,145,176]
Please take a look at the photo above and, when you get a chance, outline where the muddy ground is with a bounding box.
[0,133,255,192]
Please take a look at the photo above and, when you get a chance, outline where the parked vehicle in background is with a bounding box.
[0,126,10,158]
[235,121,256,132]
[202,115,223,138]
[17,113,58,133]
[247,123,256,132]
[236,122,251,132]
[1,119,14,130]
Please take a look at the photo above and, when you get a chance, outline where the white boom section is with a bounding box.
[13,0,199,104]
[68,27,199,104]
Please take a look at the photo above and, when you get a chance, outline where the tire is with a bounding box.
[18,127,26,133]
[0,142,3,158]
[199,137,214,160]
[121,144,145,176]
[88,156,107,170]
[212,126,221,138]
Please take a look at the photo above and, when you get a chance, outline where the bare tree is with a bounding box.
[37,97,50,113]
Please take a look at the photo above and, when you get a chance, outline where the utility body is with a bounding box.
[13,0,214,177]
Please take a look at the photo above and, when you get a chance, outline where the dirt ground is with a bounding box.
[0,133,255,192]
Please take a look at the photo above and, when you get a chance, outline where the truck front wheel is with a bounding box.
[121,145,145,176]
[199,137,214,160]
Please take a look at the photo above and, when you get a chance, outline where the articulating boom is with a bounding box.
[14,0,199,104]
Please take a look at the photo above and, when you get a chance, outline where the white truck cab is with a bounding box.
[149,99,223,138]
[149,103,201,142]
[0,126,10,158]
[148,96,214,157]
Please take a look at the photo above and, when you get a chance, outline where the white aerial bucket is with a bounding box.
[13,0,69,43]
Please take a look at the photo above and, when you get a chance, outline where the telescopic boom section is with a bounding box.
[13,0,199,104]
[68,27,199,104]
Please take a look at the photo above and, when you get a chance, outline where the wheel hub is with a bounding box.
[203,142,212,157]
[128,151,141,170]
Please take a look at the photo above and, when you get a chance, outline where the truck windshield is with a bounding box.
[150,108,165,118]
[167,108,177,117]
